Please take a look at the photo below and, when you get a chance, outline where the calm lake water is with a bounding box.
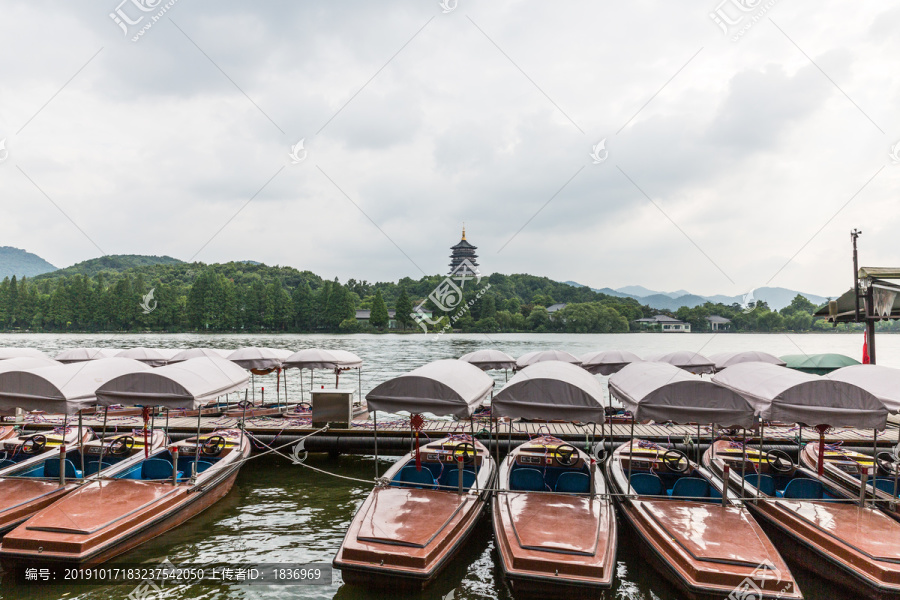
[0,332,888,600]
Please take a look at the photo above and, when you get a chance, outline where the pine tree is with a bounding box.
[394,287,412,329]
[370,290,389,328]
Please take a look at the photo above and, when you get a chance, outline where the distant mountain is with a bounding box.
[0,247,57,279]
[564,281,831,311]
[35,254,183,280]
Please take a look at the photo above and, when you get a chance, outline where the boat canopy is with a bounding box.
[515,350,581,369]
[609,362,756,428]
[0,358,151,414]
[95,357,250,409]
[493,361,606,422]
[458,349,516,371]
[0,348,48,360]
[712,362,887,430]
[366,359,493,418]
[167,348,231,363]
[780,353,860,375]
[709,351,786,372]
[283,348,363,370]
[828,365,900,414]
[0,357,60,373]
[55,348,119,363]
[227,347,288,371]
[116,347,170,367]
[579,349,643,375]
[645,351,715,375]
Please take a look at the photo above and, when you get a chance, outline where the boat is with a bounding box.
[711,361,900,599]
[491,361,617,597]
[0,426,91,475]
[334,360,496,589]
[607,362,801,600]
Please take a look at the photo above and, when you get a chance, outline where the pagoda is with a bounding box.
[449,225,479,277]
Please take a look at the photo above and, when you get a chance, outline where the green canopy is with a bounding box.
[780,353,861,375]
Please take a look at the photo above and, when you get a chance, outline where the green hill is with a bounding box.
[34,254,183,280]
[0,247,57,279]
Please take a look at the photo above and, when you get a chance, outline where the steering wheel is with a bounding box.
[109,436,134,456]
[876,452,898,476]
[555,444,579,467]
[454,442,476,465]
[662,449,690,473]
[296,402,312,413]
[202,435,227,456]
[766,450,794,473]
[22,434,47,454]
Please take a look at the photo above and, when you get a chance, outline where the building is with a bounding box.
[546,303,567,314]
[449,226,479,277]
[355,308,434,329]
[634,314,691,332]
[706,315,732,331]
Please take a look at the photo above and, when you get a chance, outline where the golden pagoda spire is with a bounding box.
[462,222,466,241]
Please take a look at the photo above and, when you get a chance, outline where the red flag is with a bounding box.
[863,328,870,364]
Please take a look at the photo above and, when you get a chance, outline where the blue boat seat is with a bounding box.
[555,472,591,493]
[509,468,547,492]
[441,468,476,490]
[630,472,663,496]
[85,461,112,475]
[393,465,437,489]
[874,478,899,496]
[196,460,214,474]
[142,458,180,480]
[777,478,824,499]
[745,474,776,497]
[44,458,82,480]
[0,459,16,470]
[669,477,710,499]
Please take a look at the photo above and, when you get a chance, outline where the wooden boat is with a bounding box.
[609,440,800,600]
[493,436,616,597]
[0,426,90,474]
[705,439,900,599]
[334,435,495,588]
[0,428,248,566]
[0,430,166,536]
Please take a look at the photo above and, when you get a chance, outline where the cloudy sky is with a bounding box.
[0,1,898,298]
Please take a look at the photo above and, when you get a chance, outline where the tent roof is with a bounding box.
[167,348,232,363]
[283,348,363,370]
[55,348,119,363]
[493,361,606,421]
[609,362,756,428]
[579,349,643,375]
[781,353,860,374]
[116,347,170,367]
[458,349,516,371]
[827,365,900,414]
[0,357,61,373]
[227,347,287,370]
[0,348,48,360]
[712,362,887,429]
[709,351,786,372]
[646,351,715,374]
[366,359,494,418]
[0,357,152,414]
[516,350,581,369]
[859,267,900,279]
[95,357,250,409]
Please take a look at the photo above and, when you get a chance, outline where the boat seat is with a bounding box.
[44,458,82,480]
[441,468,476,490]
[85,461,112,475]
[392,465,437,489]
[668,477,710,499]
[555,471,591,493]
[196,460,214,474]
[629,472,663,496]
[142,458,180,480]
[509,468,547,492]
[874,478,899,496]
[0,459,16,470]
[777,478,824,499]
[745,474,776,497]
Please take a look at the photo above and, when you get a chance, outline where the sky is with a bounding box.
[0,1,898,298]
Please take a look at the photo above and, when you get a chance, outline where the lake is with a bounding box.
[0,332,885,600]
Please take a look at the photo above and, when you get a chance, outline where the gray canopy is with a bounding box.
[493,361,606,421]
[167,348,232,363]
[366,359,494,418]
[709,351,786,372]
[609,362,756,428]
[579,349,643,375]
[828,365,900,415]
[516,350,581,369]
[227,347,287,371]
[116,347,170,367]
[646,351,716,375]
[0,348,49,360]
[283,348,363,370]
[95,357,250,409]
[0,356,60,373]
[0,357,152,414]
[55,347,119,363]
[712,362,887,430]
[458,349,516,371]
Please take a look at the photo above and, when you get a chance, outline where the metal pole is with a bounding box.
[78,411,85,476]
[374,410,379,478]
[697,423,701,465]
[97,407,110,480]
[193,408,202,480]
[628,418,635,495]
[758,422,764,502]
[741,429,747,498]
[252,374,255,403]
[470,417,477,493]
[300,370,304,403]
[853,229,861,322]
